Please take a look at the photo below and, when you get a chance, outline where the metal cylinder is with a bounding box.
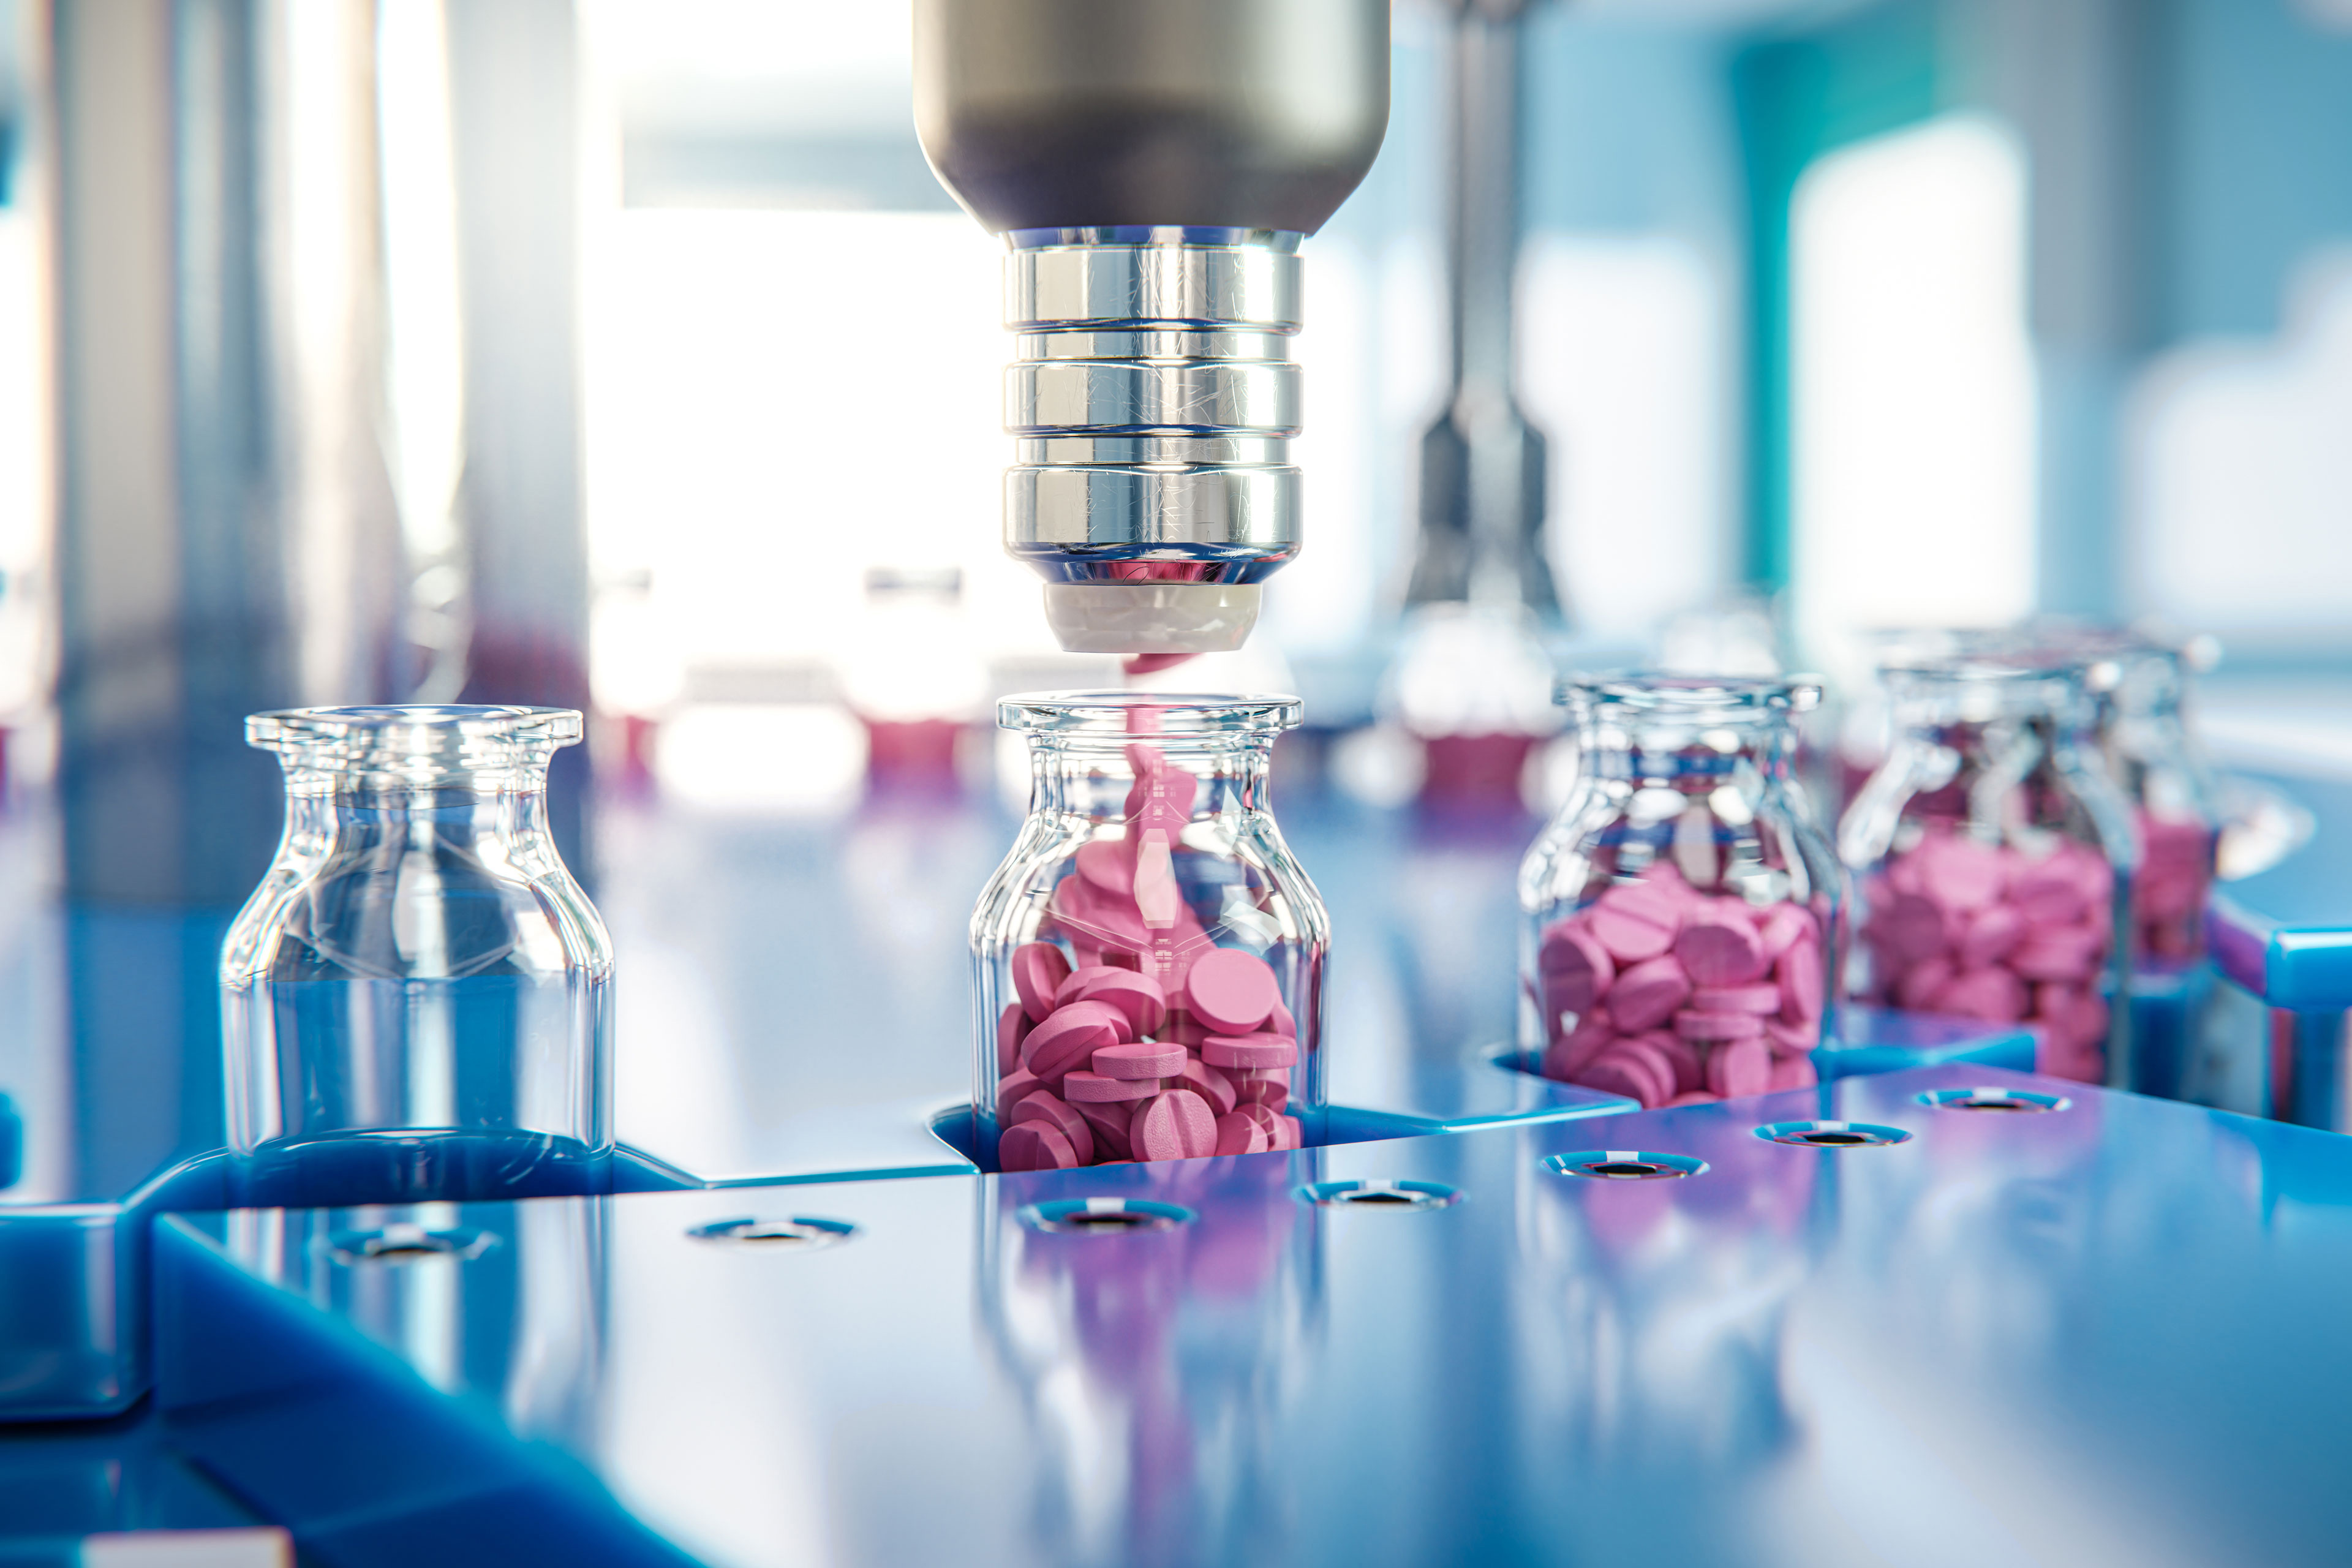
[1003,230,1303,654]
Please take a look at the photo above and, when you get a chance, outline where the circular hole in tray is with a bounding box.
[1299,1179,1460,1210]
[689,1216,858,1250]
[1022,1198,1194,1235]
[1917,1087,2070,1114]
[1754,1120,1912,1149]
[1547,1151,1708,1182]
[327,1223,495,1265]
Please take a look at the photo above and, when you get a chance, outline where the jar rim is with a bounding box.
[247,706,583,762]
[1557,672,1823,713]
[998,690,1302,736]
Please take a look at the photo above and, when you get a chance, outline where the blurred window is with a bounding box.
[1789,115,2037,668]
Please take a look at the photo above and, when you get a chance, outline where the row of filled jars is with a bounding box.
[974,631,2220,1169]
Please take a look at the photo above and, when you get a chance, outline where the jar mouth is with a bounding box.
[1558,672,1822,715]
[247,706,583,771]
[998,690,1302,737]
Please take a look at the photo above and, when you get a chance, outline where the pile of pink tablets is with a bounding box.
[1533,865,1826,1108]
[2134,810,2215,962]
[996,941,1304,1170]
[1861,827,2114,1081]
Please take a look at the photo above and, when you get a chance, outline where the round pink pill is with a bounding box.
[1185,948,1280,1034]
[1021,1002,1123,1079]
[1008,1090,1096,1164]
[1956,905,2026,968]
[1011,942,1072,1023]
[1231,1069,1289,1111]
[1934,966,2029,1024]
[1538,922,1616,1014]
[1174,1057,1237,1115]
[1073,1098,1135,1159]
[1235,1101,1285,1146]
[1607,956,1692,1033]
[1776,940,1825,1023]
[1265,997,1298,1038]
[1645,1032,1705,1095]
[1875,893,1954,962]
[1553,1006,1619,1076]
[1756,902,1817,961]
[1063,968,1169,1036]
[1894,955,1955,1012]
[998,1003,1030,1076]
[1062,1069,1156,1103]
[1276,1114,1303,1151]
[1202,1033,1298,1069]
[1000,1121,1079,1172]
[2008,927,2105,982]
[1674,910,1769,986]
[1214,1112,1269,1156]
[1675,1009,1766,1042]
[1132,1088,1218,1161]
[1918,834,2006,910]
[995,1067,1040,1121]
[1091,1039,1185,1080]
[1691,983,1781,1015]
[1665,1090,1719,1108]
[1766,1053,1817,1092]
[1585,882,1681,963]
[1706,1036,1771,1098]
[1577,1050,1668,1109]
[1075,839,1133,896]
[1764,1017,1817,1058]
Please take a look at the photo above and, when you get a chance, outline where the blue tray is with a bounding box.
[153,1063,2352,1567]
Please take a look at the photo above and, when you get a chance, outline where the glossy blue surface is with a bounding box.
[2208,774,2352,1009]
[156,1063,2352,1567]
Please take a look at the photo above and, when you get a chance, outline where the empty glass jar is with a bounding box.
[1519,675,1841,1107]
[1839,655,2136,1084]
[973,693,1327,1169]
[222,706,612,1205]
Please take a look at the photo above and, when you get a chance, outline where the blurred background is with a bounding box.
[1,0,2349,1182]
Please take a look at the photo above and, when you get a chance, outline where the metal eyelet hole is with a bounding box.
[1755,1120,1912,1149]
[1022,1198,1194,1234]
[1548,1150,1708,1181]
[1300,1179,1458,1210]
[689,1216,857,1249]
[326,1223,494,1265]
[1918,1087,2070,1114]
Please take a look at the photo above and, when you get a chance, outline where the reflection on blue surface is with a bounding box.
[153,1066,2352,1567]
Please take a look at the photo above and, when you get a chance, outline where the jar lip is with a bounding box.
[247,705,584,758]
[998,690,1303,736]
[1558,671,1823,714]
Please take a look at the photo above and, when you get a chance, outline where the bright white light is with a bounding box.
[652,704,868,813]
[376,0,466,562]
[1519,234,1729,641]
[2130,252,2352,634]
[582,209,1027,697]
[1790,115,2037,670]
[0,210,50,718]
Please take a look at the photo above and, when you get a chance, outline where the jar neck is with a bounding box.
[1028,734,1275,820]
[280,768,557,840]
[1576,709,1796,788]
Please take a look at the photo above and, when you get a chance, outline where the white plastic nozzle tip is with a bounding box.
[1042,583,1262,655]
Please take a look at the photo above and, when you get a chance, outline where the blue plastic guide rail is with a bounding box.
[2208,773,2352,1010]
[152,1064,2352,1568]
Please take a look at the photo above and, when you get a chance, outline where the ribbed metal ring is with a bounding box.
[1007,245,1301,331]
[1008,361,1300,437]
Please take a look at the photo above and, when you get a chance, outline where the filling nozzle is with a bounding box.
[1007,227,1302,654]
[912,0,1389,655]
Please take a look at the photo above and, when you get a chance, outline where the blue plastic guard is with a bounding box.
[2209,774,2352,1010]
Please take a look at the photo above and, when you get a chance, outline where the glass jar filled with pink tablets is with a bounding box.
[1519,674,1843,1109]
[973,693,1329,1170]
[1839,652,2138,1084]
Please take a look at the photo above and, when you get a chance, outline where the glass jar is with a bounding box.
[222,706,612,1205]
[972,693,1327,1169]
[1518,675,1841,1107]
[1839,657,2136,1084]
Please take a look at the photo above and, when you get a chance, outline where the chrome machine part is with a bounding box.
[1408,0,1559,619]
[914,0,1389,654]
